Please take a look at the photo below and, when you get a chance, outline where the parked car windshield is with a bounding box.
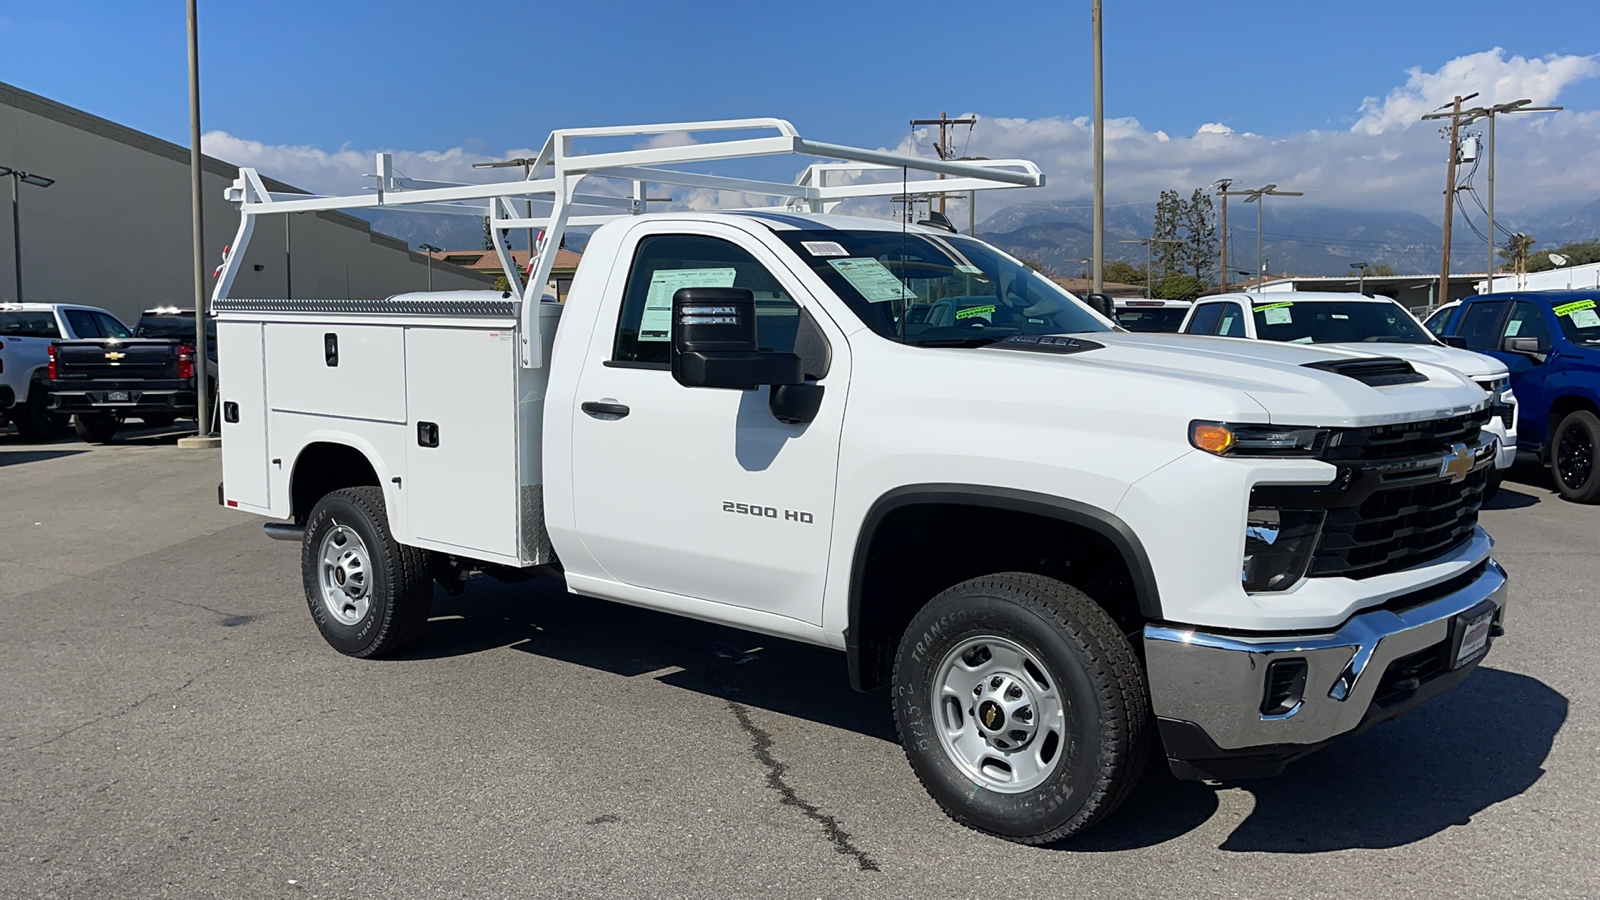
[1253,299,1434,344]
[136,313,214,340]
[1114,306,1189,332]
[775,229,1108,346]
[1553,297,1600,345]
[0,310,61,338]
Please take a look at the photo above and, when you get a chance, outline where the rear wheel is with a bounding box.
[301,486,433,657]
[1552,410,1600,503]
[891,573,1149,844]
[11,383,63,442]
[71,412,119,444]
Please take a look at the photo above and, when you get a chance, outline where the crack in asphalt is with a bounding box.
[726,701,880,872]
[3,665,219,755]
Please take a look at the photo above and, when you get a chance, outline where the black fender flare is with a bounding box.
[845,483,1163,690]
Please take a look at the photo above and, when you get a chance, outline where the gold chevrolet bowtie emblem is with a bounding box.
[984,706,998,727]
[105,351,126,361]
[1440,444,1474,483]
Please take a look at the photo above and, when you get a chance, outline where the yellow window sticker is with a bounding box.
[955,304,997,321]
[1253,301,1294,311]
[1553,299,1596,317]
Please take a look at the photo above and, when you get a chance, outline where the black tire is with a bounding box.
[71,413,119,444]
[11,382,63,442]
[300,486,432,657]
[1551,409,1600,503]
[141,413,178,428]
[891,573,1149,844]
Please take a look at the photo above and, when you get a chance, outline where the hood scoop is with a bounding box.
[1302,357,1426,387]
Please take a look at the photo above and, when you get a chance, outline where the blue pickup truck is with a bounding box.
[1428,289,1600,502]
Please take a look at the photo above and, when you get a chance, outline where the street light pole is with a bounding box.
[1091,0,1105,294]
[186,0,212,438]
[418,243,441,291]
[1350,261,1369,295]
[1222,184,1303,291]
[1119,237,1182,298]
[1,167,58,304]
[1469,100,1560,292]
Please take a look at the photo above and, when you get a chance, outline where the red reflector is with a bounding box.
[46,344,56,380]
[226,500,238,507]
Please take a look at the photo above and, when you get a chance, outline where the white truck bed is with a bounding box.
[213,294,561,567]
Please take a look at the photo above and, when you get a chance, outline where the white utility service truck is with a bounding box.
[212,119,1508,843]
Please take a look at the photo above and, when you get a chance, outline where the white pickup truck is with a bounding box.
[212,120,1509,843]
[0,302,132,440]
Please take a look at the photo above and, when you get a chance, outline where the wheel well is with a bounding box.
[849,498,1153,692]
[291,442,380,523]
[1549,394,1599,436]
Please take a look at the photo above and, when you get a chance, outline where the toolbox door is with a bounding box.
[218,320,270,511]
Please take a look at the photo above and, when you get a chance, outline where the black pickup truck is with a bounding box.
[46,308,216,443]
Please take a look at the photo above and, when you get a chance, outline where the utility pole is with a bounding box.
[1091,0,1105,294]
[1221,184,1302,291]
[185,0,213,441]
[1212,178,1233,291]
[1419,93,1478,306]
[910,113,976,217]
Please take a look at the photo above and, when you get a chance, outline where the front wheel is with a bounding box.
[301,486,433,657]
[72,413,119,444]
[11,383,64,442]
[1552,409,1600,503]
[892,573,1150,844]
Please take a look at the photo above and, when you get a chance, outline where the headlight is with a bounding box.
[1190,421,1328,456]
[1243,508,1325,593]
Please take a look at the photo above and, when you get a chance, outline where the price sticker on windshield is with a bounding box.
[1554,299,1600,328]
[827,257,919,303]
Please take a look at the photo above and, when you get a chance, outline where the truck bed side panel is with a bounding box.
[265,323,407,423]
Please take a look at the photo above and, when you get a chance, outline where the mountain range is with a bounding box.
[356,196,1600,280]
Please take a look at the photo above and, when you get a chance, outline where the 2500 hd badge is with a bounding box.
[722,501,814,524]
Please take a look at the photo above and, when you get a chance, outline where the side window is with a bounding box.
[95,313,133,339]
[613,234,800,366]
[1216,303,1248,337]
[1457,301,1508,352]
[63,309,103,338]
[1423,306,1453,337]
[1186,303,1224,335]
[1503,301,1551,350]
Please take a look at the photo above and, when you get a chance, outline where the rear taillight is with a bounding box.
[47,344,57,380]
[177,343,196,381]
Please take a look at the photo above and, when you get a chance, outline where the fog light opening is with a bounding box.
[1261,658,1309,717]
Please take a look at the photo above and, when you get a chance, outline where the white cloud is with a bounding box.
[1353,47,1599,135]
[202,48,1600,223]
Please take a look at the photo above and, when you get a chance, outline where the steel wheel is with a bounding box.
[932,635,1067,794]
[1557,423,1594,491]
[318,523,372,626]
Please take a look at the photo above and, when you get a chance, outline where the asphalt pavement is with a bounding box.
[1,431,1595,899]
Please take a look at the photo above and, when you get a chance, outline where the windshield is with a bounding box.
[1253,299,1434,345]
[1114,307,1189,333]
[775,230,1108,345]
[1553,297,1600,345]
[136,314,214,340]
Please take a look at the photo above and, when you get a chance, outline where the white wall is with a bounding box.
[0,81,492,326]
[1481,261,1600,293]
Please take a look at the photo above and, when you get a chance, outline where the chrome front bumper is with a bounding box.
[1145,559,1508,778]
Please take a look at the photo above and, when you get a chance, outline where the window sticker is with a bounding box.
[1253,300,1293,310]
[955,264,983,274]
[639,267,737,340]
[1572,309,1600,329]
[801,240,848,257]
[1504,319,1523,336]
[1263,306,1293,326]
[955,304,997,321]
[1554,299,1596,317]
[827,257,919,303]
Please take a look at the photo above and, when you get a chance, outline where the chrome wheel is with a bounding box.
[932,635,1067,793]
[318,523,372,626]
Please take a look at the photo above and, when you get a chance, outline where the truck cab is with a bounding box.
[1430,290,1600,501]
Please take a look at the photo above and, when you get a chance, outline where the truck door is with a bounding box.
[1497,299,1556,445]
[567,224,846,626]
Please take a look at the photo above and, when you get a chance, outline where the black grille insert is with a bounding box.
[1321,409,1490,462]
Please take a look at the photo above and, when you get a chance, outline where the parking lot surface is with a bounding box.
[1,434,1595,899]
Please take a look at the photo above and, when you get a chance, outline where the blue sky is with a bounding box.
[3,1,1599,214]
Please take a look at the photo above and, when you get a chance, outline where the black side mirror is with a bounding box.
[1085,292,1116,319]
[1503,335,1548,362]
[1440,335,1469,349]
[671,288,803,390]
[769,383,825,425]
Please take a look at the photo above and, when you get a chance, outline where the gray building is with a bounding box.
[0,81,491,326]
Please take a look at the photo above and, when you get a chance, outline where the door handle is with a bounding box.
[581,401,630,420]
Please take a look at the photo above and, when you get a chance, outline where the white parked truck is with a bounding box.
[0,302,132,439]
[212,119,1508,843]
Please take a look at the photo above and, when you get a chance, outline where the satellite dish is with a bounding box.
[1550,253,1569,266]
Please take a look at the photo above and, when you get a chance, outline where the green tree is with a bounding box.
[1371,262,1397,277]
[1155,272,1205,302]
[1181,188,1218,282]
[1148,188,1219,298]
[1103,259,1147,285]
[1527,239,1600,272]
[1150,189,1185,282]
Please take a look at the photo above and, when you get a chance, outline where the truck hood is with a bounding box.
[1029,332,1489,427]
[1314,342,1508,380]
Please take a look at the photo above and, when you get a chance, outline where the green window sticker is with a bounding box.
[1253,301,1294,312]
[955,304,997,321]
[1553,299,1596,317]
